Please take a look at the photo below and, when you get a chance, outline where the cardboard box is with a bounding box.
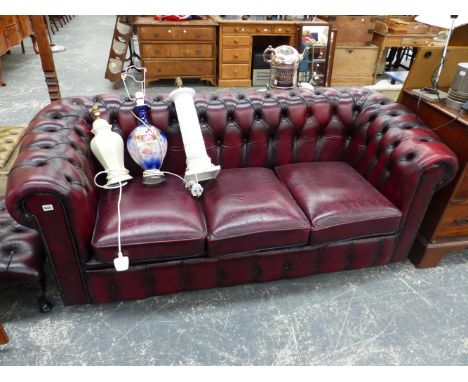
[252,69,270,86]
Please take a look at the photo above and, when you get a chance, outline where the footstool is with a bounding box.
[0,197,52,312]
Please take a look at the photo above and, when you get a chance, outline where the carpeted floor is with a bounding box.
[0,16,467,366]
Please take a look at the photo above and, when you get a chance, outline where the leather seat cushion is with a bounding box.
[201,167,311,256]
[275,162,402,244]
[92,177,207,264]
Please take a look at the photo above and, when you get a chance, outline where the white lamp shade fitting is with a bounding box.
[90,118,133,187]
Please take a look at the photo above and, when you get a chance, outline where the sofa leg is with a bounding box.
[37,275,53,313]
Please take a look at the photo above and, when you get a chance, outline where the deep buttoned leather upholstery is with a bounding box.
[5,88,459,305]
[0,198,44,287]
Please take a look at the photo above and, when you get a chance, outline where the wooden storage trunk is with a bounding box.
[319,16,376,46]
[331,45,379,86]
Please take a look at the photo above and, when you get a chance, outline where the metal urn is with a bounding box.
[263,45,309,89]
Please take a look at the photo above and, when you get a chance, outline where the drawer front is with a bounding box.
[332,46,378,77]
[251,25,272,34]
[222,48,251,63]
[436,202,468,238]
[145,60,213,77]
[139,26,214,41]
[4,23,22,46]
[221,35,251,47]
[221,64,250,79]
[401,37,433,46]
[222,25,251,34]
[273,25,295,34]
[141,43,213,58]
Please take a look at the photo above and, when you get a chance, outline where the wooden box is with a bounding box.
[388,19,429,34]
[319,16,376,46]
[331,45,379,86]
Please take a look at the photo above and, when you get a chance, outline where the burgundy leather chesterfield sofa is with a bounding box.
[5,88,458,306]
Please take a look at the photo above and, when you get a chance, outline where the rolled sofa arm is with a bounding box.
[6,97,101,304]
[346,93,459,261]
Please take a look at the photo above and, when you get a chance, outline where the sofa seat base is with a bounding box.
[275,162,403,245]
[92,176,207,264]
[86,235,398,304]
[201,167,311,256]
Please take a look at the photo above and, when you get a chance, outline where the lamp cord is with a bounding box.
[93,170,128,262]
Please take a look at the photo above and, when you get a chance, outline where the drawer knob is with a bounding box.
[278,28,282,32]
[183,29,187,33]
[234,70,238,74]
[234,39,239,43]
[168,29,172,33]
[195,49,201,55]
[234,54,238,58]
[455,217,468,226]
[256,27,261,32]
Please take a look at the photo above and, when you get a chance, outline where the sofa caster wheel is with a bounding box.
[38,298,53,313]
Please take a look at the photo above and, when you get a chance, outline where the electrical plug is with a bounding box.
[114,252,129,271]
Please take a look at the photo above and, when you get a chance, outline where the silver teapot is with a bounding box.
[263,45,310,88]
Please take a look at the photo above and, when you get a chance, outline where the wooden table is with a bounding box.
[371,31,443,81]
[400,89,468,268]
[0,16,36,86]
[213,16,300,87]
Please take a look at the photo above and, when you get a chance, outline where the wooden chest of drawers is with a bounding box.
[401,90,468,268]
[134,17,217,85]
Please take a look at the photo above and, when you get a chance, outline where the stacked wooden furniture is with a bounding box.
[320,16,379,86]
[401,90,468,267]
[213,16,299,87]
[0,16,35,85]
[398,26,468,268]
[371,19,443,81]
[134,16,217,86]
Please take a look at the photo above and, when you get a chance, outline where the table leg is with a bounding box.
[373,46,386,82]
[0,323,9,345]
[0,57,6,86]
